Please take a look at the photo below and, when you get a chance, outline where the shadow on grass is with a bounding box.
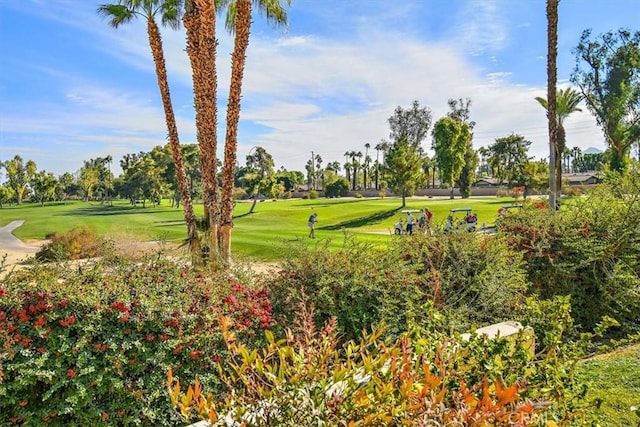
[297,198,377,208]
[320,207,403,230]
[59,204,179,217]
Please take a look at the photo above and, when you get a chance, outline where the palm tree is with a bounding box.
[536,87,582,195]
[218,0,290,263]
[363,143,370,189]
[542,0,559,209]
[98,0,201,261]
[183,0,220,262]
[570,146,582,173]
[343,151,351,183]
[344,161,352,184]
[374,140,388,190]
[349,151,362,190]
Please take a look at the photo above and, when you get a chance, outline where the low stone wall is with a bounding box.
[291,187,543,199]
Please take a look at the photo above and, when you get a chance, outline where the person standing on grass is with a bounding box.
[406,212,415,235]
[394,218,404,235]
[308,212,318,238]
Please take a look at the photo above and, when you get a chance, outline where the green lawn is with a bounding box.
[577,344,640,426]
[0,196,517,261]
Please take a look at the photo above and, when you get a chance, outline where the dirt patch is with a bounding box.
[1,237,280,278]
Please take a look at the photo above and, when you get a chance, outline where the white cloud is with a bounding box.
[451,0,509,56]
[0,0,619,177]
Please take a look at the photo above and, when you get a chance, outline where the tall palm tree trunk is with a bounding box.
[220,0,252,263]
[555,125,565,195]
[546,0,559,210]
[184,0,220,263]
[147,19,201,262]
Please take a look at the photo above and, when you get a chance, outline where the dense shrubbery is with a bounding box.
[3,174,639,425]
[36,226,109,261]
[0,257,273,425]
[499,176,640,332]
[324,178,349,198]
[265,233,529,339]
[265,239,424,339]
[394,232,529,330]
[169,300,600,426]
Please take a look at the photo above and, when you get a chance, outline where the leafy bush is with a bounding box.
[232,187,248,200]
[353,192,363,198]
[169,301,598,426]
[562,185,583,196]
[264,234,529,339]
[264,239,423,340]
[499,177,640,332]
[309,190,319,199]
[281,191,292,200]
[324,178,349,198]
[394,232,529,331]
[0,256,274,425]
[36,226,108,261]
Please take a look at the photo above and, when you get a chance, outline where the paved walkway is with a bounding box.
[0,220,40,253]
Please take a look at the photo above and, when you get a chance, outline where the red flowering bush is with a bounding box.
[0,256,274,425]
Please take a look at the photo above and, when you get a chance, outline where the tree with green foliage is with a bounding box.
[82,157,114,202]
[242,146,276,213]
[120,155,165,207]
[447,98,477,198]
[30,170,58,206]
[522,159,550,196]
[325,177,350,198]
[382,137,425,207]
[388,100,432,148]
[488,134,532,188]
[0,185,12,208]
[78,165,100,202]
[55,172,77,202]
[571,28,640,172]
[535,88,583,195]
[275,170,304,192]
[457,146,479,198]
[1,155,36,204]
[432,117,471,199]
[574,151,606,172]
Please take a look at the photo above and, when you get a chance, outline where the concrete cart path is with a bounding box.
[0,220,40,253]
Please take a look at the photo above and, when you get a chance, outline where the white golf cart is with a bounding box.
[445,207,477,232]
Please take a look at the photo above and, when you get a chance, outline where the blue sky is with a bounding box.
[1,0,638,177]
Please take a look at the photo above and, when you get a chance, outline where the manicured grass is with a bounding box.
[0,196,518,261]
[576,344,640,426]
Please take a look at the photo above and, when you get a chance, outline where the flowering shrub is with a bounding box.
[0,256,274,425]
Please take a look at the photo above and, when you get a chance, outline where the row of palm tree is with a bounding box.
[98,0,289,266]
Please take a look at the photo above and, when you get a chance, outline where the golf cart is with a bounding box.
[445,207,477,232]
[495,203,524,230]
[498,204,524,216]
